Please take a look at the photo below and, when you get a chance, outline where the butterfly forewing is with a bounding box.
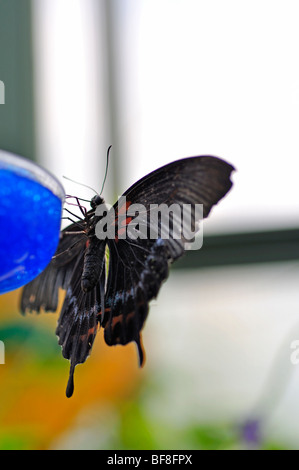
[102,156,234,361]
[20,222,86,314]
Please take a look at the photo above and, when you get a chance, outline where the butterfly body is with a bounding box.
[20,155,235,397]
[81,233,106,293]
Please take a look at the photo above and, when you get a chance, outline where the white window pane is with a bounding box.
[33,0,299,234]
[112,0,299,234]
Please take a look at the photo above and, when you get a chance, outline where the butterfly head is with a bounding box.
[90,194,105,210]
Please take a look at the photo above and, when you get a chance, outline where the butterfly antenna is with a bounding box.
[99,145,112,195]
[63,176,99,195]
[65,195,90,203]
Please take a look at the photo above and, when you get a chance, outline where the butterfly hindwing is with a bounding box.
[55,240,106,397]
[103,237,170,365]
[20,222,106,397]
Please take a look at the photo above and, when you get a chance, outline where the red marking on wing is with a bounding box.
[117,226,126,237]
[98,307,111,322]
[118,200,131,215]
[110,310,135,329]
[113,202,133,241]
[79,324,98,341]
[121,217,132,226]
[112,201,131,224]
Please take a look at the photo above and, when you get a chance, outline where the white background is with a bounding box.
[31,0,299,448]
[32,0,299,235]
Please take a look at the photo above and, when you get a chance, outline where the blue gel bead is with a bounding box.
[0,156,64,294]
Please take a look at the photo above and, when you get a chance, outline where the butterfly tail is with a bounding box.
[66,361,76,398]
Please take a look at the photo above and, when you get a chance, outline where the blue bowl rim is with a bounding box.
[0,150,65,201]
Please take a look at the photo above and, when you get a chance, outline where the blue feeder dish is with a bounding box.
[0,150,65,294]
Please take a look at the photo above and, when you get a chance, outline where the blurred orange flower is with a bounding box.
[0,289,142,449]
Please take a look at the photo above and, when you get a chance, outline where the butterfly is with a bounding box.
[20,155,235,397]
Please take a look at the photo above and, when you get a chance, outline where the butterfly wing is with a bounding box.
[102,156,235,363]
[20,222,86,314]
[55,237,106,397]
[20,155,234,397]
[20,221,106,398]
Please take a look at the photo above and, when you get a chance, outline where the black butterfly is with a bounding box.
[20,155,235,397]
